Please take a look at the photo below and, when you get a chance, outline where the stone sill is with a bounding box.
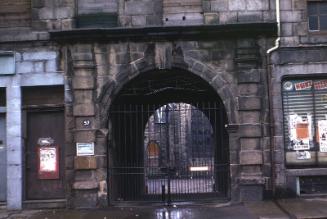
[239,176,266,185]
[50,22,277,43]
[286,168,327,176]
[23,199,66,209]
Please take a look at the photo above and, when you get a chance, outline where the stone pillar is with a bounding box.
[6,78,22,209]
[236,39,265,201]
[226,124,241,202]
[71,44,99,208]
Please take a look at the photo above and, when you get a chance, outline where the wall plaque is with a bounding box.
[76,142,94,156]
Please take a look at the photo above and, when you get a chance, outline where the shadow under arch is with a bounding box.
[107,69,230,203]
[99,65,236,128]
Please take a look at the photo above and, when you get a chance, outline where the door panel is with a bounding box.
[0,114,6,201]
[25,110,65,200]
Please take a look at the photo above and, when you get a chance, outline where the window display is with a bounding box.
[282,79,327,167]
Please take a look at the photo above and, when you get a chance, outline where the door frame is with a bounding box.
[23,105,65,201]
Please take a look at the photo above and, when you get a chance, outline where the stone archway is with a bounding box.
[69,39,268,207]
[103,68,231,203]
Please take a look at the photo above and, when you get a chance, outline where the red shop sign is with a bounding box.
[37,146,59,179]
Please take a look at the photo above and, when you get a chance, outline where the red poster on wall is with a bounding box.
[37,146,59,179]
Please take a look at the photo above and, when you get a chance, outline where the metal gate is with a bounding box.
[108,102,229,203]
[0,114,6,202]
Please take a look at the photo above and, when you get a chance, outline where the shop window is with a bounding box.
[308,1,327,31]
[299,176,327,195]
[282,79,327,167]
[0,0,31,28]
[76,0,118,28]
[0,53,15,75]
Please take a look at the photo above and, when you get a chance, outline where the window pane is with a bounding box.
[308,2,318,15]
[314,80,327,155]
[0,54,15,75]
[283,80,317,167]
[320,15,327,30]
[283,80,314,151]
[319,2,327,14]
[309,16,319,30]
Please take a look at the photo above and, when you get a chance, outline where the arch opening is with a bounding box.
[107,69,230,203]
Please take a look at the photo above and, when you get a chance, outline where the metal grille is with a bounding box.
[282,79,327,167]
[300,176,327,195]
[108,102,229,203]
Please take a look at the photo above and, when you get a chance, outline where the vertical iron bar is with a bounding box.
[166,104,171,205]
[214,101,218,193]
[118,106,122,200]
[219,101,225,194]
[178,103,182,198]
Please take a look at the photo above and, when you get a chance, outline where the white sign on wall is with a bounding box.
[0,53,15,75]
[76,142,95,156]
[39,147,57,172]
[318,120,327,152]
[289,114,311,150]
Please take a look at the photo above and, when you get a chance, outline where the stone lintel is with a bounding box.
[74,130,96,142]
[238,96,261,111]
[73,180,98,190]
[72,76,95,90]
[239,124,262,137]
[240,150,263,165]
[239,176,266,185]
[74,156,97,170]
[74,68,95,76]
[50,22,277,43]
[73,63,96,70]
[240,137,261,150]
[73,103,95,116]
[237,69,262,84]
[225,124,239,133]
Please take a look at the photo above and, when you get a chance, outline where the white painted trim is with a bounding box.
[20,73,64,86]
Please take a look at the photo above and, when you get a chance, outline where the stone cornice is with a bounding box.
[50,23,277,43]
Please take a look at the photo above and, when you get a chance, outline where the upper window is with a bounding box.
[76,0,118,28]
[163,0,203,26]
[308,1,327,31]
[282,79,327,167]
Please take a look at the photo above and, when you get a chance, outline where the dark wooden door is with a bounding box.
[25,110,65,200]
[0,114,6,201]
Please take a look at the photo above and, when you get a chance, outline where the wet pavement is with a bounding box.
[2,198,327,219]
[2,204,257,219]
[277,198,327,219]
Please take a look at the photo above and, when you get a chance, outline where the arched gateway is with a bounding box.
[106,69,230,203]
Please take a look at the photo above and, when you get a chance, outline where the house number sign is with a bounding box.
[82,119,91,127]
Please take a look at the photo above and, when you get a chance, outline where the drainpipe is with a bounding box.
[266,0,281,197]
